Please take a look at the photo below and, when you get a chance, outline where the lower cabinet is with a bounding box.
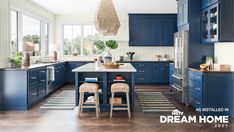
[52,63,65,90]
[131,62,170,83]
[28,67,47,107]
[66,62,88,84]
[188,69,234,117]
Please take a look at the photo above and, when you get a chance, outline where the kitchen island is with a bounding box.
[72,63,137,111]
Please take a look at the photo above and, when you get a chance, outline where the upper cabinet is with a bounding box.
[177,0,188,27]
[129,14,177,46]
[201,0,219,10]
[201,0,234,44]
[201,4,219,43]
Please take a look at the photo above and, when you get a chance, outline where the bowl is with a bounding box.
[115,76,123,80]
[200,63,209,69]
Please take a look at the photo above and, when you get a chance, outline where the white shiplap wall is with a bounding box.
[0,0,10,68]
[55,15,175,61]
[215,42,234,71]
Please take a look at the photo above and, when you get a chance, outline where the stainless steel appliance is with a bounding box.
[172,31,189,105]
[46,66,55,94]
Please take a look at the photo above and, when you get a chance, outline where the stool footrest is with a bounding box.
[113,108,128,110]
[83,102,96,105]
[113,104,127,106]
[82,106,98,108]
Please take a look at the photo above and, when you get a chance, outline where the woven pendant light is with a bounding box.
[95,0,120,36]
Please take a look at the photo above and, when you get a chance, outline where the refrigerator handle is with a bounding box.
[174,37,180,68]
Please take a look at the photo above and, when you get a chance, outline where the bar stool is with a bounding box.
[78,83,100,117]
[110,83,130,118]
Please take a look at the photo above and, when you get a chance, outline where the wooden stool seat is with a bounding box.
[78,83,100,117]
[110,83,131,118]
[79,83,99,93]
[111,83,129,93]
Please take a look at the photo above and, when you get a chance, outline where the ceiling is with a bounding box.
[30,0,177,16]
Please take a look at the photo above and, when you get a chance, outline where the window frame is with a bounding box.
[10,10,19,56]
[10,7,52,57]
[62,24,99,56]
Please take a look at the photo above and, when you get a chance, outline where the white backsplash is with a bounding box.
[58,41,174,61]
[215,42,234,71]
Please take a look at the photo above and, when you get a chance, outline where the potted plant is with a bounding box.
[8,52,23,68]
[94,40,118,63]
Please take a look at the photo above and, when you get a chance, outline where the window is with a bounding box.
[63,25,99,55]
[22,15,41,56]
[10,10,18,56]
[10,10,50,57]
[63,25,82,55]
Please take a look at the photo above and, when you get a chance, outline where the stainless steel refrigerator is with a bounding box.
[172,30,189,105]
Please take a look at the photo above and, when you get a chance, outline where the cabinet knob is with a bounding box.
[195,101,200,105]
[31,77,37,80]
[195,87,201,91]
[31,92,37,96]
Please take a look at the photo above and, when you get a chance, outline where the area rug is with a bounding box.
[40,90,75,110]
[136,92,176,113]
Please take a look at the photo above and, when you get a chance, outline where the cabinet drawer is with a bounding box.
[189,96,203,108]
[28,87,38,104]
[188,79,202,90]
[132,63,150,68]
[135,76,149,82]
[188,71,202,81]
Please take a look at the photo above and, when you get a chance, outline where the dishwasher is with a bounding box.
[46,66,55,94]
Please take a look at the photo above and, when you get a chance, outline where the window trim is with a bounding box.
[10,7,52,57]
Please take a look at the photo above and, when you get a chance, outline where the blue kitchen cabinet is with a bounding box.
[201,0,234,43]
[52,63,66,90]
[160,63,169,83]
[201,0,219,9]
[188,69,234,117]
[131,62,170,83]
[129,14,177,46]
[28,67,47,107]
[163,18,177,46]
[169,63,174,90]
[151,63,161,83]
[201,0,211,9]
[131,62,151,83]
[66,62,87,84]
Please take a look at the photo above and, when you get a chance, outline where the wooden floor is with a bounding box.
[0,85,233,132]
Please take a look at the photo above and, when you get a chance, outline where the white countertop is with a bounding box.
[72,63,137,72]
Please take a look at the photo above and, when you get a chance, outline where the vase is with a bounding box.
[103,50,112,64]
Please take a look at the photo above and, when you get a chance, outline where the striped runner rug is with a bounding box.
[40,90,75,110]
[136,92,176,113]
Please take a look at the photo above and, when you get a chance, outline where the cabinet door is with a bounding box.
[38,69,47,98]
[151,63,161,83]
[201,0,211,9]
[163,18,176,46]
[129,16,147,45]
[129,15,163,46]
[66,62,86,83]
[220,0,234,42]
[160,63,169,83]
